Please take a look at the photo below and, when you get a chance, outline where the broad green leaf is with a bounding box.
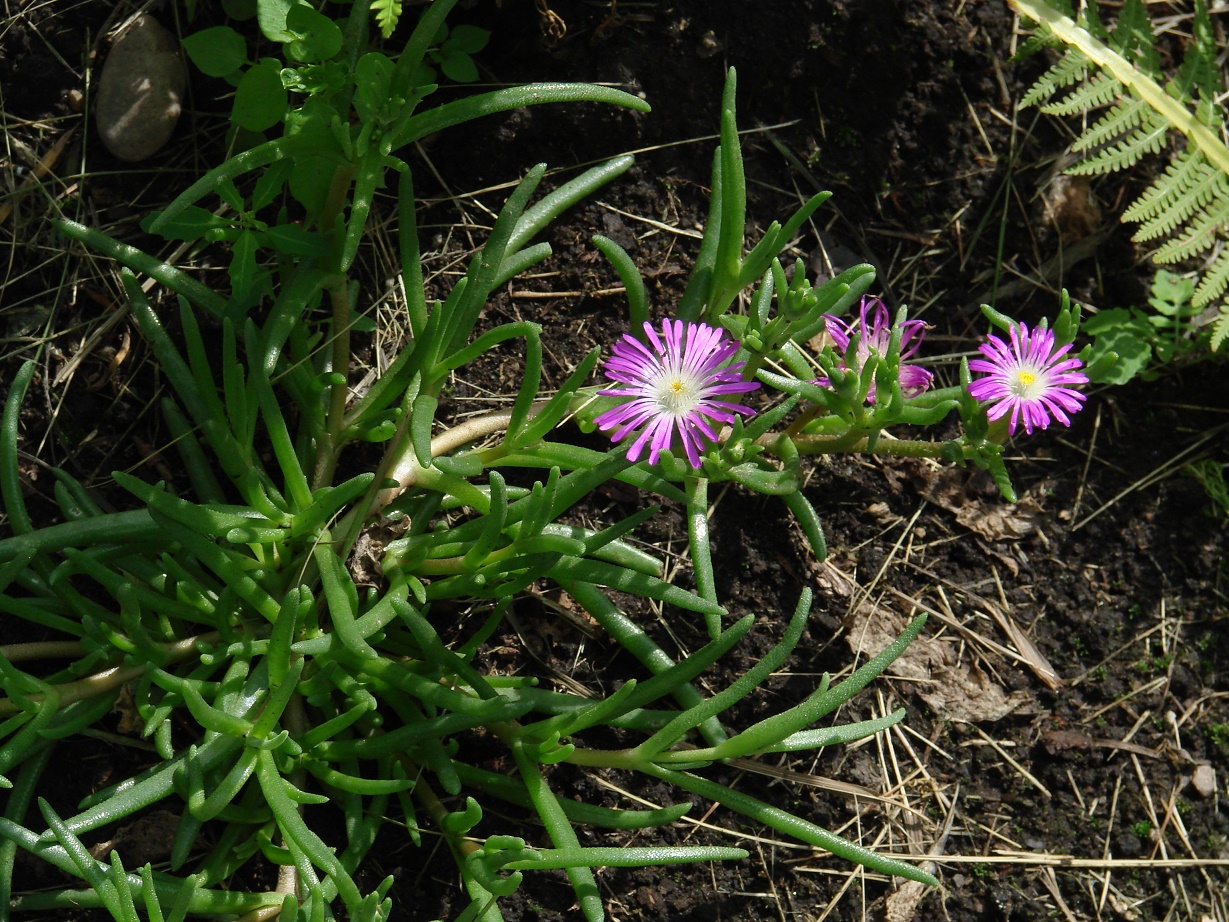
[447,25,490,54]
[183,26,247,77]
[1081,307,1147,337]
[250,159,295,211]
[283,94,340,145]
[216,179,245,213]
[285,96,342,217]
[232,60,287,131]
[1083,309,1152,385]
[256,0,302,42]
[438,49,478,83]
[288,154,335,218]
[262,223,331,256]
[1148,269,1197,316]
[140,205,230,241]
[284,4,343,63]
[354,52,395,123]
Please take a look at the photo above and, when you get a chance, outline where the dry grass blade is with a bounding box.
[1072,423,1229,531]
[962,722,1051,800]
[0,125,76,226]
[884,784,959,922]
[935,856,1229,870]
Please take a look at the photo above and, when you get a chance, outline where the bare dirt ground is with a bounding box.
[2,2,1228,921]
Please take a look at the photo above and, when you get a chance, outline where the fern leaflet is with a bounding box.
[371,0,402,39]
[1194,246,1229,305]
[1123,147,1213,226]
[1068,95,1159,156]
[1212,306,1229,351]
[1153,199,1229,267]
[1039,72,1119,117]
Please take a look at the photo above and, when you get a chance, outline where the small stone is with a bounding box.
[1191,764,1217,798]
[95,14,185,162]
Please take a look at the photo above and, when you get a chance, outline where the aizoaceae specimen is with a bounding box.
[820,297,933,401]
[595,319,759,467]
[968,321,1089,435]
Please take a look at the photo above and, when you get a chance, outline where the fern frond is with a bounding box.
[1067,106,1169,174]
[1124,147,1211,224]
[1210,305,1229,351]
[1069,95,1159,154]
[1019,50,1093,109]
[1193,250,1229,307]
[1075,1,1108,42]
[1174,0,1224,107]
[1108,0,1161,77]
[1012,0,1229,326]
[1130,153,1229,242]
[1039,71,1121,117]
[370,0,402,39]
[1011,0,1229,178]
[1152,198,1229,264]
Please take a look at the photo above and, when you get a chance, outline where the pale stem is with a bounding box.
[1,640,86,662]
[0,632,216,716]
[373,400,552,512]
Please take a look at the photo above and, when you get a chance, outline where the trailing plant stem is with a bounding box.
[313,279,355,490]
[375,402,551,510]
[0,633,216,716]
[780,432,965,459]
[403,754,483,860]
[1,641,87,663]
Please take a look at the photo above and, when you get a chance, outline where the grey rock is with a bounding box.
[95,14,185,162]
[1191,763,1217,799]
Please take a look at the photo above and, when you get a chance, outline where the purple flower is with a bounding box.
[595,319,760,467]
[967,322,1089,436]
[819,297,933,401]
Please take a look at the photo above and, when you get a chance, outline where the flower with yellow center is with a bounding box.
[968,321,1088,436]
[595,319,760,467]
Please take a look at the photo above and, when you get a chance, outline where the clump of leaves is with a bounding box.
[182,0,488,147]
[2,1,948,915]
[1083,269,1202,384]
[414,22,491,84]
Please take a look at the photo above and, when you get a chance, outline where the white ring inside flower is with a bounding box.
[1010,368,1042,396]
[653,372,700,415]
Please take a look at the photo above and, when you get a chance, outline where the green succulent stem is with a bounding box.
[777,432,967,460]
[314,278,355,491]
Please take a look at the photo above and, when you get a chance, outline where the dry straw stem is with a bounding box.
[935,855,1229,869]
[1071,422,1229,531]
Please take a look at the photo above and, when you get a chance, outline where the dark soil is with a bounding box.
[2,2,1227,922]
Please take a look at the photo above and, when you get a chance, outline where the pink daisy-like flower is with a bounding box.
[819,297,933,401]
[595,319,760,468]
[967,322,1089,436]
